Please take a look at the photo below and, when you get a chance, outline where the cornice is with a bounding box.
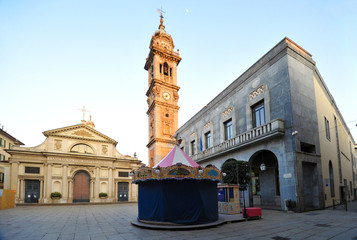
[7,149,140,163]
[43,124,118,145]
[47,134,113,144]
[146,79,180,96]
[152,48,181,63]
[144,47,181,70]
[147,101,180,115]
[146,137,175,148]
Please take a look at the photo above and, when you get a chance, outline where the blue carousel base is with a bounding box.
[131,214,246,230]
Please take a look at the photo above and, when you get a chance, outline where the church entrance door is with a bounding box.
[73,171,90,202]
[25,180,40,203]
[118,182,128,201]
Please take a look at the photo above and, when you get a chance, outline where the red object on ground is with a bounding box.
[243,207,262,218]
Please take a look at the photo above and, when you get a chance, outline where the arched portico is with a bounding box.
[249,150,281,208]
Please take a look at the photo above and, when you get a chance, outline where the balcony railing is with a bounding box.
[191,119,285,161]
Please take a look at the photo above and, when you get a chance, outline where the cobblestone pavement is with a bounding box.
[1,203,357,240]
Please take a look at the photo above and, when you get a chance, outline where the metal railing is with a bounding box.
[191,119,284,161]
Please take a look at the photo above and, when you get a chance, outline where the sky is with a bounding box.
[1,0,356,165]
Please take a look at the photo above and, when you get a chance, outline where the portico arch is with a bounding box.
[249,150,280,207]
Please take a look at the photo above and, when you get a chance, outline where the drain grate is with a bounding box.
[315,224,331,227]
[272,237,291,240]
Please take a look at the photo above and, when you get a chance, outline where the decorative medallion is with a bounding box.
[54,139,62,150]
[173,92,179,101]
[152,86,160,96]
[72,130,94,138]
[102,145,108,154]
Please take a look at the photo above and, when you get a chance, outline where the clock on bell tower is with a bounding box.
[145,14,181,167]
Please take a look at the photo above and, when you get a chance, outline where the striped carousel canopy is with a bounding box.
[153,145,200,168]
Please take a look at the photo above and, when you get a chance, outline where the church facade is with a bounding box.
[175,37,356,212]
[6,120,142,204]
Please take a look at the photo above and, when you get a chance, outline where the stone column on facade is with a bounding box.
[45,164,52,199]
[114,181,118,201]
[108,167,113,198]
[62,165,68,200]
[20,179,25,203]
[11,162,19,192]
[153,55,157,78]
[128,182,132,201]
[90,180,94,201]
[94,167,100,201]
[68,180,73,202]
[16,178,20,201]
[39,180,44,203]
[43,164,47,199]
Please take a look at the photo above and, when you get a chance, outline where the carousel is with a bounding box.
[131,146,221,225]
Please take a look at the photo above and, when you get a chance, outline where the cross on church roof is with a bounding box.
[78,106,91,121]
[157,7,165,19]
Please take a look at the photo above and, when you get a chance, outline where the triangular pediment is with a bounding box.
[43,124,117,145]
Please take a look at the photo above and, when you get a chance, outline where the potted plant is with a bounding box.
[51,192,62,199]
[99,192,108,198]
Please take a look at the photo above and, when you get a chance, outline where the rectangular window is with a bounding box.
[252,101,265,128]
[118,172,129,177]
[0,138,4,147]
[325,117,330,140]
[25,167,40,174]
[0,154,5,161]
[300,142,316,154]
[9,143,13,149]
[0,172,4,182]
[224,119,233,140]
[205,131,212,149]
[190,140,196,155]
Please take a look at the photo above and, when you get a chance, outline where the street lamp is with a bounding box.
[260,163,266,171]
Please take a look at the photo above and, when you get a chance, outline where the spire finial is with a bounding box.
[157,7,165,30]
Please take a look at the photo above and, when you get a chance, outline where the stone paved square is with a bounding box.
[1,203,357,240]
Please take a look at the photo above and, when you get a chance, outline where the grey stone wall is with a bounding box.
[176,38,325,211]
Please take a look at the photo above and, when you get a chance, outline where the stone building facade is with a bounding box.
[0,128,24,190]
[6,120,142,204]
[175,37,356,212]
[145,16,181,167]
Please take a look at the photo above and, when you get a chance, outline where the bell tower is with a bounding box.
[145,14,181,167]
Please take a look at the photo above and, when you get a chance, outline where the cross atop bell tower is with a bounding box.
[145,14,181,167]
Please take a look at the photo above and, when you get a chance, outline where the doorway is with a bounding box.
[73,171,90,202]
[118,182,128,201]
[250,150,280,207]
[25,180,40,203]
[302,162,319,209]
